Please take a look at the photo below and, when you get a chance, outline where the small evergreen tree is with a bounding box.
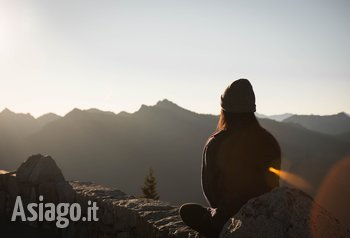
[141,168,159,200]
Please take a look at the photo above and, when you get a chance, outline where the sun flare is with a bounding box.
[269,167,310,190]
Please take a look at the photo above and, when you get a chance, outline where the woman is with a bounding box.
[180,79,281,238]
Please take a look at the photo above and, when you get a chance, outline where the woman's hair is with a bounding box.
[217,110,259,131]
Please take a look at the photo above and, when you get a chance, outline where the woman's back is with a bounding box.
[202,121,281,215]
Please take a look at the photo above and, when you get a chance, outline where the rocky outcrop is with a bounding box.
[68,181,199,238]
[16,154,65,184]
[0,154,199,238]
[1,154,348,238]
[220,187,350,238]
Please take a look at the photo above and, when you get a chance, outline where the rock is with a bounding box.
[16,154,65,184]
[56,182,76,203]
[220,187,350,238]
[6,174,20,198]
[1,156,200,238]
[116,231,133,238]
[38,182,59,203]
[0,191,5,213]
[0,173,5,190]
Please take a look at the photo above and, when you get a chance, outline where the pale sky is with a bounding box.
[0,0,349,117]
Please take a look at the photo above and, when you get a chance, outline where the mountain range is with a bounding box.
[255,112,294,122]
[283,112,350,135]
[1,99,350,227]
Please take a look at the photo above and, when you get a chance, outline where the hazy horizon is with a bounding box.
[0,98,349,119]
[1,0,349,117]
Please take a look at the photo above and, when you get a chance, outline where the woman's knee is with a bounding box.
[179,203,202,217]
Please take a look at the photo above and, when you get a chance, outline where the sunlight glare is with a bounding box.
[269,167,311,190]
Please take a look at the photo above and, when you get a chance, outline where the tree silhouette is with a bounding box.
[141,168,159,200]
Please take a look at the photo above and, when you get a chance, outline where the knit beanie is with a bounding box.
[221,79,256,112]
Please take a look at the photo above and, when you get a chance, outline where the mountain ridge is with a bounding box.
[1,102,348,123]
[283,112,350,135]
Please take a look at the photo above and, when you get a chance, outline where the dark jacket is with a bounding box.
[201,123,281,216]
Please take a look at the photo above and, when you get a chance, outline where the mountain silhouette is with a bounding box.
[0,108,38,137]
[0,108,58,169]
[256,113,293,122]
[283,112,350,135]
[0,100,349,217]
[36,113,61,126]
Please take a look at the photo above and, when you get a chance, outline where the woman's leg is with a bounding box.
[179,203,211,233]
[179,204,229,238]
[209,208,231,237]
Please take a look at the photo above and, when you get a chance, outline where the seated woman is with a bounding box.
[180,79,281,238]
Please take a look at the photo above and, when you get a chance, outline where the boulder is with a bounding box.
[220,187,350,238]
[16,154,65,184]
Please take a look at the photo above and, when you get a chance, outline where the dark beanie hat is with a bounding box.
[221,79,256,112]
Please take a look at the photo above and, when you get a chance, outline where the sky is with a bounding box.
[0,0,349,117]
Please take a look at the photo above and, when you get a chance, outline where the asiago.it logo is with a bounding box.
[11,195,99,228]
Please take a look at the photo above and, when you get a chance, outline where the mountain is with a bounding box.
[0,108,38,137]
[0,109,60,137]
[0,109,39,169]
[255,112,268,119]
[0,100,349,222]
[336,131,350,144]
[36,113,61,126]
[5,100,215,204]
[268,113,293,121]
[86,108,115,115]
[283,112,350,135]
[256,113,293,122]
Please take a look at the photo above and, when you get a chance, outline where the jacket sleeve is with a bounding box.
[201,138,221,208]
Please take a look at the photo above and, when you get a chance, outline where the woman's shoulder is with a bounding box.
[205,130,230,148]
[203,130,230,160]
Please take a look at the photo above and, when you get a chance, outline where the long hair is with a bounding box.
[217,110,259,131]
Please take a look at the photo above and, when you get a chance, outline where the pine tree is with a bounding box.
[141,168,160,200]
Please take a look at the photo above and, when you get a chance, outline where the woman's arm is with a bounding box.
[201,136,222,208]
